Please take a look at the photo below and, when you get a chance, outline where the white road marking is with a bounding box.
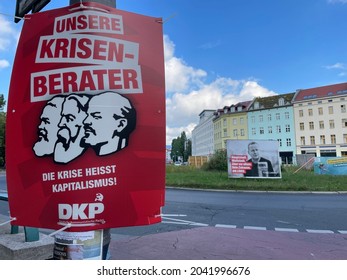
[306,229,334,234]
[244,226,267,231]
[275,227,299,232]
[160,217,346,234]
[215,224,237,228]
[162,217,208,227]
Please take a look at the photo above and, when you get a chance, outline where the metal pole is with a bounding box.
[69,0,116,6]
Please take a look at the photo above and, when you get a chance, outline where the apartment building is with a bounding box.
[213,101,251,151]
[248,93,296,164]
[292,82,347,157]
[191,110,215,156]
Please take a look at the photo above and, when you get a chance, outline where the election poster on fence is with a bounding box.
[6,2,166,231]
[314,157,347,175]
[227,140,281,179]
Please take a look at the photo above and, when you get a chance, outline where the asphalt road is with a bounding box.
[1,172,347,236]
[112,188,347,237]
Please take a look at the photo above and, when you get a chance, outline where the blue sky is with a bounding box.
[1,0,347,144]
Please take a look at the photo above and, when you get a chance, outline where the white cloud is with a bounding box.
[164,35,207,93]
[199,40,222,50]
[324,62,347,78]
[0,15,20,51]
[327,0,347,3]
[0,59,9,68]
[325,62,346,70]
[164,35,278,145]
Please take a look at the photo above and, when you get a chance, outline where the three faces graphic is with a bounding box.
[33,91,136,164]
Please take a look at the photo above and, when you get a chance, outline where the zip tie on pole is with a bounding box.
[0,217,16,227]
[155,214,187,218]
[48,223,72,237]
[157,13,177,24]
[69,3,110,13]
[46,220,104,238]
[0,12,29,21]
[57,221,104,227]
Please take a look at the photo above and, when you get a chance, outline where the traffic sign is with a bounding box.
[32,0,51,13]
[14,0,51,23]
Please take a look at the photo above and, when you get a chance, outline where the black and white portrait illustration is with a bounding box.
[32,91,137,164]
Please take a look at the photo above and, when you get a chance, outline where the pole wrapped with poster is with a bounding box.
[6,2,166,232]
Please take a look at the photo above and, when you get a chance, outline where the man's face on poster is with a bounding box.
[33,98,64,156]
[248,143,260,161]
[83,95,127,147]
[57,97,87,151]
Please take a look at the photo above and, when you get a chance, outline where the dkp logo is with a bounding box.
[58,203,104,220]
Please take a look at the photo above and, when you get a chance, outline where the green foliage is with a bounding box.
[202,149,227,171]
[166,165,347,192]
[170,131,191,162]
[0,95,6,111]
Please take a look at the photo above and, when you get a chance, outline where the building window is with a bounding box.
[300,136,305,145]
[299,110,303,117]
[331,134,336,144]
[328,106,334,114]
[259,115,263,122]
[318,107,323,115]
[251,128,256,135]
[268,126,273,134]
[308,109,313,116]
[329,120,335,129]
[284,112,289,119]
[275,113,280,120]
[309,121,314,130]
[240,117,244,124]
[259,127,264,134]
[223,118,227,126]
[310,136,315,145]
[300,122,304,130]
[342,118,347,128]
[320,135,326,144]
[285,124,290,132]
[286,138,291,146]
[341,105,346,113]
[233,118,237,125]
[233,129,238,137]
[279,98,284,106]
[268,114,272,121]
[278,139,282,147]
[251,116,255,123]
[240,129,245,136]
[276,125,281,133]
[319,121,324,129]
[344,134,347,144]
[223,128,227,137]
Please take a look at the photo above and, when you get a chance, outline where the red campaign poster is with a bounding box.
[6,2,165,231]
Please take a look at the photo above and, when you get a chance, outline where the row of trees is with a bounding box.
[170,131,192,163]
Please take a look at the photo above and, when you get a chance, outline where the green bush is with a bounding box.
[202,149,228,171]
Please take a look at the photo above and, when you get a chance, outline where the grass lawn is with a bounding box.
[166,165,347,192]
